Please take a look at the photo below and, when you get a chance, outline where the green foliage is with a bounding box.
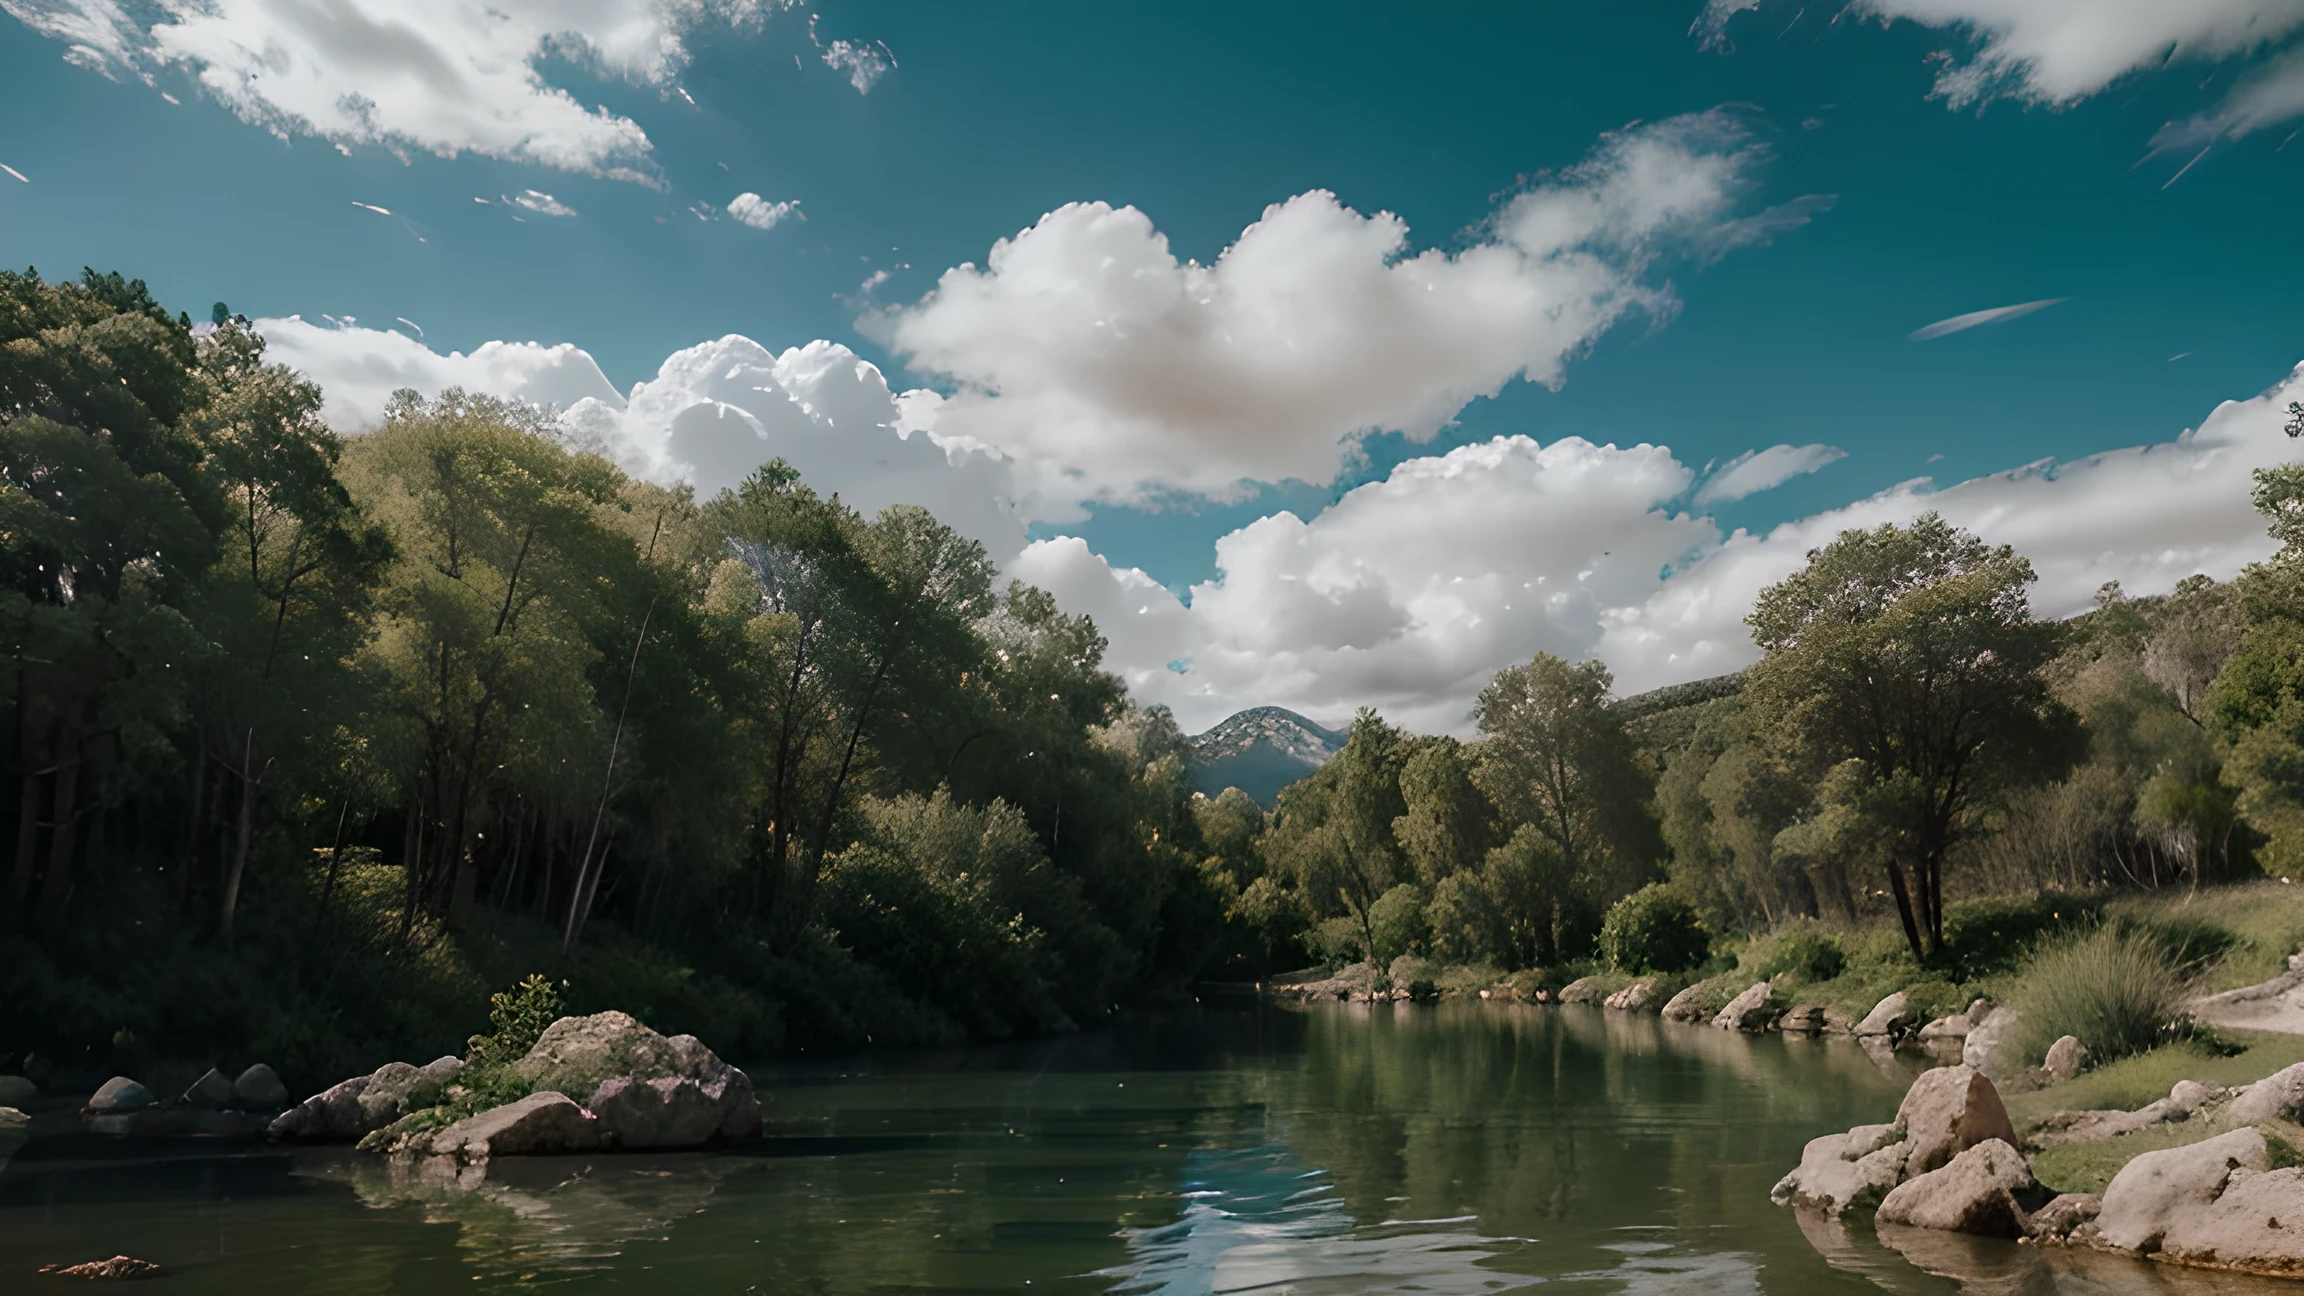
[2010,925,2201,1067]
[1745,926,1846,985]
[1939,893,2101,976]
[1367,883,1427,963]
[465,974,564,1068]
[1597,884,1709,974]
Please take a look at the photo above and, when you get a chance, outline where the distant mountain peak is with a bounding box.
[1186,707,1347,806]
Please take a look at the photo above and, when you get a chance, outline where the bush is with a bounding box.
[1369,884,1428,964]
[1749,927,1846,985]
[2012,925,2200,1066]
[1940,893,2101,976]
[1598,884,1709,974]
[466,974,564,1067]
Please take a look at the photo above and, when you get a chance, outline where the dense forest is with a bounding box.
[8,266,2304,1090]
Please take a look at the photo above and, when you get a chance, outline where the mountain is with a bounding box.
[1186,707,1349,807]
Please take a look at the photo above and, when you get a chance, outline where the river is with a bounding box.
[3,1001,2296,1293]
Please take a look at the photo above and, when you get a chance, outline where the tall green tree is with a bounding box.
[1746,512,2074,959]
[1265,710,1408,959]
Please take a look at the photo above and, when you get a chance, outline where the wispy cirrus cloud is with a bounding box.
[1908,297,2064,341]
[1693,443,1846,504]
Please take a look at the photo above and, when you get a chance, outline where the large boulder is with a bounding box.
[2094,1127,2270,1255]
[2229,1061,2304,1125]
[418,1092,602,1163]
[1771,1122,1908,1216]
[1961,1007,2021,1076]
[2156,1165,2304,1277]
[512,1012,759,1146]
[86,1077,153,1114]
[234,1064,288,1111]
[1854,991,1915,1038]
[1896,1067,2018,1177]
[1603,977,1664,1013]
[1711,981,1779,1031]
[1557,976,1611,1005]
[1875,1138,2041,1237]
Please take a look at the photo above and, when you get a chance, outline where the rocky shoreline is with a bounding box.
[0,1010,759,1175]
[1775,1058,2304,1280]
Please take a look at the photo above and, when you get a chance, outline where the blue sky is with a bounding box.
[6,0,2304,729]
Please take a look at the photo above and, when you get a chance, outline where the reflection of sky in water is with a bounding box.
[1100,1144,1534,1295]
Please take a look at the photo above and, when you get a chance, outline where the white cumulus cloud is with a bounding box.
[256,319,1029,562]
[872,110,1826,507]
[1,0,769,179]
[1699,0,2304,107]
[726,192,801,229]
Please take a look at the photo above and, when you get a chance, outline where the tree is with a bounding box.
[1472,654,1660,928]
[1391,737,1494,886]
[1265,710,1407,961]
[1746,512,2074,960]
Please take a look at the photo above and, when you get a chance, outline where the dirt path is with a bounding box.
[2189,956,2304,1034]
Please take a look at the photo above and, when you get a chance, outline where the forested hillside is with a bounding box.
[1,269,1232,1086]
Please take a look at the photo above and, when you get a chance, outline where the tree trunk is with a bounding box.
[1884,858,1926,964]
[218,730,258,940]
[35,719,82,927]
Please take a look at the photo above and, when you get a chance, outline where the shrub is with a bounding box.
[1369,884,1428,964]
[1750,927,1846,985]
[1940,893,2101,976]
[466,973,564,1068]
[1598,884,1709,974]
[2012,925,2200,1066]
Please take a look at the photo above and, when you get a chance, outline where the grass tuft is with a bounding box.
[2010,925,2201,1068]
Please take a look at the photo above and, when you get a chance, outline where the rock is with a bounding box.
[1855,991,1915,1038]
[181,1067,235,1109]
[422,1091,603,1163]
[1770,1121,1908,1216]
[1603,977,1664,1012]
[2023,1192,2102,1242]
[1711,981,1779,1031]
[36,1256,163,1279]
[1821,1006,1858,1035]
[0,1075,35,1107]
[85,1076,154,1114]
[1875,1138,2041,1237]
[512,1012,759,1146]
[1779,1004,1828,1034]
[2230,1061,2304,1125]
[1557,976,1611,1005]
[1896,1066,2018,1177]
[2157,1165,2304,1277]
[2094,1127,2270,1255]
[1917,1013,1970,1043]
[356,1056,465,1129]
[0,1106,27,1168]
[270,1074,370,1142]
[1660,982,1715,1023]
[233,1064,288,1110]
[2168,1079,2223,1115]
[2025,1082,2215,1152]
[1961,1007,2021,1075]
[588,1076,723,1149]
[2043,1035,2086,1083]
[1966,997,1996,1021]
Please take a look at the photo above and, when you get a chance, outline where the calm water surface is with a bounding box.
[4,1002,2297,1293]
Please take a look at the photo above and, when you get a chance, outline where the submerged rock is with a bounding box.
[1875,1138,2041,1237]
[37,1256,163,1279]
